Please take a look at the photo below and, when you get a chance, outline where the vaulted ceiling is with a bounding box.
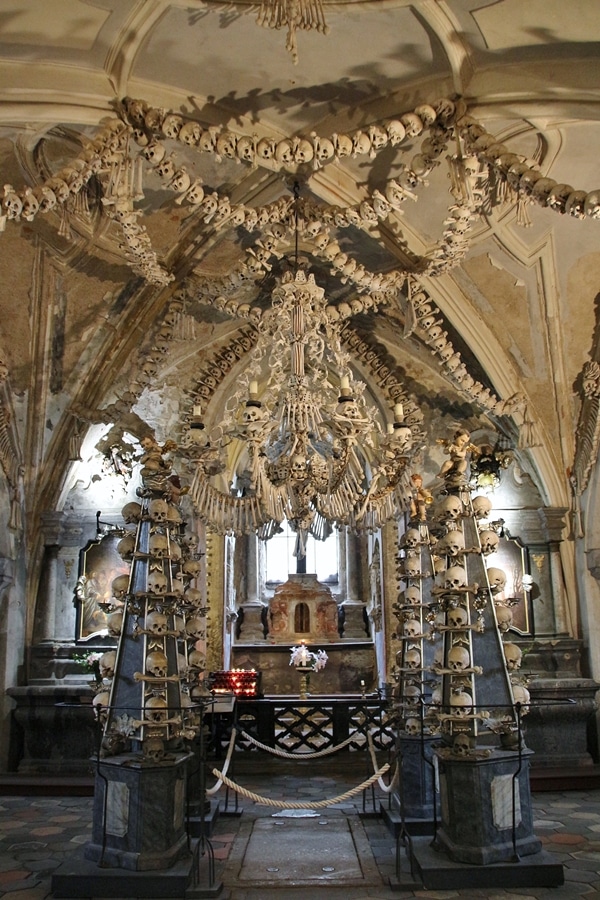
[0,0,599,535]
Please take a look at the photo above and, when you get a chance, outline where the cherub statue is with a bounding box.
[436,428,477,483]
[409,473,433,521]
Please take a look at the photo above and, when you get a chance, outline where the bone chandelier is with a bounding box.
[186,260,418,558]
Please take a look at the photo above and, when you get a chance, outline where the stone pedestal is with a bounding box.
[237,601,267,642]
[84,752,191,871]
[339,599,368,639]
[396,733,438,822]
[435,748,541,865]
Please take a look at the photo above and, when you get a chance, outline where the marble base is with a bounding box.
[84,752,191,871]
[435,748,541,866]
[393,733,439,822]
[409,837,563,890]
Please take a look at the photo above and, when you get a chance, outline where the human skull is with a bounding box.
[236,135,256,163]
[439,530,465,557]
[495,603,513,632]
[452,732,474,757]
[111,574,130,602]
[487,567,506,594]
[479,530,499,555]
[149,533,169,558]
[519,169,543,196]
[437,494,463,522]
[450,690,472,717]
[122,501,142,523]
[384,119,406,146]
[171,576,185,597]
[36,185,57,213]
[584,189,600,219]
[448,645,470,671]
[143,141,166,165]
[512,684,530,714]
[295,138,314,164]
[216,131,238,160]
[92,690,111,720]
[402,586,421,606]
[20,188,39,221]
[148,572,168,595]
[107,611,123,637]
[99,651,116,679]
[185,179,205,205]
[146,611,168,634]
[404,648,422,670]
[401,113,423,138]
[403,684,421,706]
[566,190,588,219]
[404,717,421,736]
[146,650,168,678]
[547,183,574,213]
[368,124,388,151]
[183,558,202,578]
[149,498,169,524]
[143,737,166,763]
[145,695,168,722]
[256,137,276,159]
[117,533,136,560]
[188,649,206,670]
[444,566,467,590]
[503,642,522,671]
[161,113,183,139]
[178,120,202,146]
[403,528,421,550]
[471,495,492,520]
[185,616,206,640]
[333,133,353,158]
[403,618,421,638]
[447,606,469,629]
[403,557,422,579]
[275,139,294,165]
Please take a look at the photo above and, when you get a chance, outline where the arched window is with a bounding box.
[294,602,310,633]
[265,521,339,584]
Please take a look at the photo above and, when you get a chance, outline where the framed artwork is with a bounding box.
[74,532,129,641]
[492,532,533,636]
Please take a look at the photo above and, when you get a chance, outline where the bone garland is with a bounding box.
[458,114,600,221]
[121,96,459,172]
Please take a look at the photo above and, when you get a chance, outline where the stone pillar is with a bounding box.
[340,530,367,639]
[236,533,266,642]
[538,507,570,636]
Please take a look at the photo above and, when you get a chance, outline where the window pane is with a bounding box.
[265,522,338,583]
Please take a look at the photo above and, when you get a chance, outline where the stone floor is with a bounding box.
[1,757,600,898]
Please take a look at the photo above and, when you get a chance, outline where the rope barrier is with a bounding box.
[210,763,391,809]
[238,727,361,759]
[206,725,238,795]
[367,732,398,794]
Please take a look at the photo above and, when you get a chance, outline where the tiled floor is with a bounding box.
[1,766,600,898]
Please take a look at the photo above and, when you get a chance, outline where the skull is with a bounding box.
[512,684,530,714]
[415,103,437,126]
[402,586,421,606]
[185,616,206,640]
[519,169,542,196]
[99,651,116,679]
[117,533,136,559]
[295,138,314,164]
[333,133,353,158]
[111,574,130,602]
[149,533,168,558]
[404,648,421,670]
[184,558,203,578]
[437,495,463,522]
[200,192,219,222]
[36,185,57,213]
[146,611,168,634]
[184,179,205,206]
[403,557,422,579]
[450,690,472,717]
[368,125,388,151]
[547,183,574,213]
[2,184,22,219]
[403,618,421,638]
[143,737,166,762]
[148,572,168,595]
[275,139,294,165]
[531,177,557,205]
[471,495,492,520]
[256,137,276,159]
[167,505,182,526]
[448,645,471,671]
[20,188,39,221]
[444,566,467,590]
[487,567,506,594]
[161,113,183,139]
[92,690,111,720]
[584,189,600,219]
[439,530,465,557]
[402,528,421,551]
[447,606,469,629]
[142,141,166,164]
[107,611,123,637]
[403,684,421,706]
[495,603,513,633]
[404,717,421,736]
[479,530,499,555]
[452,733,474,757]
[384,119,406,146]
[179,120,202,146]
[169,167,191,194]
[146,651,168,678]
[503,642,522,671]
[149,499,169,524]
[432,97,456,123]
[122,501,142,523]
[401,113,423,138]
[566,190,588,219]
[171,575,185,597]
[188,649,206,670]
[155,157,175,180]
[145,695,168,722]
[216,131,238,160]
[236,136,256,163]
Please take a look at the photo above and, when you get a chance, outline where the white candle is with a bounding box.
[249,380,258,396]
[394,403,404,419]
[387,423,394,434]
[340,375,350,392]
[193,404,202,417]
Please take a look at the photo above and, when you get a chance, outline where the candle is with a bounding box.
[394,402,404,419]
[340,375,350,392]
[193,404,202,417]
[387,423,394,434]
[249,380,258,396]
